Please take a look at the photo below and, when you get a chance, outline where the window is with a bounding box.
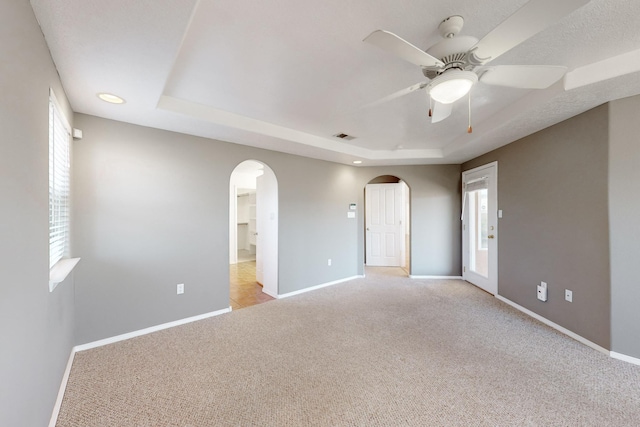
[49,90,71,269]
[477,190,488,250]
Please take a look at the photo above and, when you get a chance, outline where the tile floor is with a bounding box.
[229,261,274,310]
[237,249,256,263]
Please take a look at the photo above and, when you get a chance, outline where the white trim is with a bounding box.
[409,275,463,280]
[276,275,363,299]
[262,288,279,299]
[462,161,498,295]
[49,308,231,426]
[611,351,640,366]
[48,349,75,427]
[74,308,231,352]
[463,161,499,175]
[49,257,80,292]
[496,295,609,355]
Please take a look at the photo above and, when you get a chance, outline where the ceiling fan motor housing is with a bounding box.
[423,35,479,79]
[438,15,464,38]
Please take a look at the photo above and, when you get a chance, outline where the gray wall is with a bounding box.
[71,114,361,342]
[72,114,462,344]
[357,166,462,276]
[463,105,611,349]
[0,2,76,426]
[609,95,640,359]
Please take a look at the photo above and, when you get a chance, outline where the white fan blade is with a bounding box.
[469,0,590,64]
[479,65,567,89]
[431,101,452,123]
[364,30,444,68]
[361,82,427,110]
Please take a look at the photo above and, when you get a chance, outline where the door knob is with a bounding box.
[488,234,495,239]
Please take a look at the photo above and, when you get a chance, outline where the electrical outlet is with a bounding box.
[565,289,573,302]
[177,283,184,295]
[327,259,332,266]
[537,281,548,302]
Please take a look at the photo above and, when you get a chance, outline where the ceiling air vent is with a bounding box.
[333,133,356,141]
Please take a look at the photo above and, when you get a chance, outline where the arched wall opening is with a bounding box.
[229,160,279,308]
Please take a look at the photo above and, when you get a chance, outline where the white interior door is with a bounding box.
[366,183,403,266]
[462,162,498,295]
[256,175,264,285]
[256,171,278,296]
[229,184,238,264]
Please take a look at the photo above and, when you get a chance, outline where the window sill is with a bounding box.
[49,258,81,292]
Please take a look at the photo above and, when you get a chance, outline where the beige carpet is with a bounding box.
[56,268,640,426]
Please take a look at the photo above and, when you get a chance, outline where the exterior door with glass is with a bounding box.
[462,162,498,295]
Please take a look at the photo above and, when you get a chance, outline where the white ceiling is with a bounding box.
[30,0,640,166]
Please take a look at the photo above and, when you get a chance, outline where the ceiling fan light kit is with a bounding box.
[427,70,477,104]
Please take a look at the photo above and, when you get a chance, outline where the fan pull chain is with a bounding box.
[467,91,473,133]
[428,95,432,117]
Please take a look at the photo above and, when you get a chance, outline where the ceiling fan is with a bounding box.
[363,0,590,129]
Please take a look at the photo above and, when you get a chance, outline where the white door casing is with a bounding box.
[462,162,498,295]
[256,175,264,285]
[366,183,403,266]
[229,184,238,264]
[256,169,278,297]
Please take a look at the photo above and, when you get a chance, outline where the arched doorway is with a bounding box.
[364,175,411,275]
[229,160,279,309]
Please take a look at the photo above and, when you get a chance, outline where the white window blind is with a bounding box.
[461,176,488,220]
[464,176,488,193]
[49,90,71,269]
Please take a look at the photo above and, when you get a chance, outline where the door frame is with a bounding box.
[462,162,498,295]
[255,168,278,298]
[229,160,278,298]
[364,179,410,271]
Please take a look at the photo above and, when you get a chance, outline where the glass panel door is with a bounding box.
[468,189,488,277]
[462,162,497,295]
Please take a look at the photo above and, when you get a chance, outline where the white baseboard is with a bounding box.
[611,351,640,366]
[50,308,231,426]
[48,349,76,427]
[277,275,364,299]
[262,288,278,299]
[496,295,610,355]
[74,307,231,352]
[409,275,463,280]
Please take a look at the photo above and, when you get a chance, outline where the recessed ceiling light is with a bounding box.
[353,160,362,164]
[97,93,126,104]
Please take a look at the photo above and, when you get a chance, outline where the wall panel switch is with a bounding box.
[177,283,184,295]
[537,281,547,302]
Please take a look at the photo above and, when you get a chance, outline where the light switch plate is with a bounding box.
[537,282,547,302]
